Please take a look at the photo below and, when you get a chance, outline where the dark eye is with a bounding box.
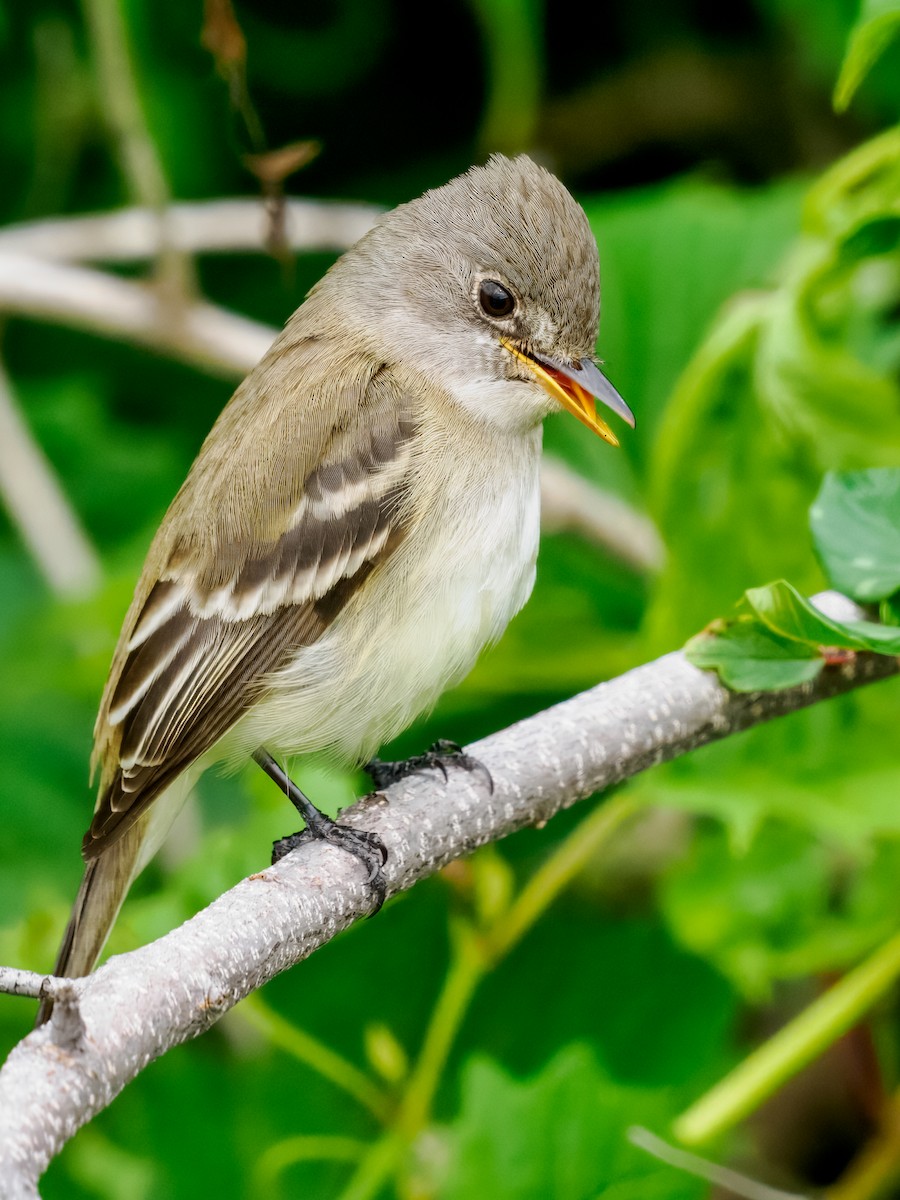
[478,279,516,318]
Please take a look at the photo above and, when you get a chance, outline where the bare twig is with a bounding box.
[0,199,380,263]
[0,358,101,595]
[0,971,60,1002]
[628,1128,811,1200]
[0,196,379,597]
[0,623,896,1194]
[0,252,273,377]
[81,0,191,296]
[540,455,664,573]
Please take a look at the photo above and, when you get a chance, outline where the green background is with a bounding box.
[2,0,900,1196]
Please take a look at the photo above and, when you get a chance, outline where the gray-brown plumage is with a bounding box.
[41,154,633,1014]
[87,361,417,857]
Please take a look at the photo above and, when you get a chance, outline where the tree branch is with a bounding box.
[0,251,273,377]
[540,456,664,574]
[0,198,381,262]
[0,610,896,1195]
[0,357,101,595]
[80,0,192,297]
[0,971,53,1002]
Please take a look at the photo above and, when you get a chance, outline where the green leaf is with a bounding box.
[810,469,900,600]
[685,618,824,693]
[660,823,900,1000]
[838,215,900,261]
[469,916,735,1091]
[442,1047,703,1200]
[636,730,900,854]
[645,294,828,650]
[685,579,900,693]
[645,130,900,652]
[745,579,900,653]
[834,0,900,112]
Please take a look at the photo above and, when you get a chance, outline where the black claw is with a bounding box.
[431,738,463,754]
[364,757,404,791]
[365,739,493,794]
[272,829,308,864]
[271,823,388,915]
[255,747,388,914]
[318,826,387,910]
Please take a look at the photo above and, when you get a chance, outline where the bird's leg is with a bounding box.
[253,748,388,912]
[366,738,493,793]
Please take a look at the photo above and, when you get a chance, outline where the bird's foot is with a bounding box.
[272,819,388,913]
[366,738,493,793]
[255,747,388,914]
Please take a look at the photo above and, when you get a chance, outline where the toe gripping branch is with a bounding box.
[366,738,494,793]
[253,748,388,913]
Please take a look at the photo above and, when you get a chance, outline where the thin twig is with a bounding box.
[0,970,60,1002]
[0,357,101,595]
[629,1127,811,1200]
[80,0,192,296]
[540,455,664,574]
[674,931,900,1146]
[0,252,273,377]
[0,199,381,263]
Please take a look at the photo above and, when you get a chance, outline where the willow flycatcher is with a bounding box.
[40,154,633,1015]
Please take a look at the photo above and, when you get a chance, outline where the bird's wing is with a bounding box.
[85,346,418,859]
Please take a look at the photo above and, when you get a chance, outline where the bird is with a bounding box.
[38,154,633,1020]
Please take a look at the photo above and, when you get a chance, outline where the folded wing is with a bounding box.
[85,355,417,858]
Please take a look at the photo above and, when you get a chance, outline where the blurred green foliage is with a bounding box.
[835,0,900,111]
[442,1047,704,1200]
[2,0,900,1197]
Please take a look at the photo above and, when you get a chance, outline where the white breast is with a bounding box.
[233,425,543,767]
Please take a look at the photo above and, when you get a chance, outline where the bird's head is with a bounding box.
[313,154,634,444]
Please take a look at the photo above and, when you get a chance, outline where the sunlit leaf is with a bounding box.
[686,575,900,692]
[811,469,900,600]
[745,579,900,653]
[834,0,900,111]
[685,617,823,693]
[442,1047,703,1200]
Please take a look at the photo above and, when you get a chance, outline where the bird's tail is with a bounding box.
[35,820,145,1026]
[34,767,198,1027]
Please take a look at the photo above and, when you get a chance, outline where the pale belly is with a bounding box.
[231,442,542,767]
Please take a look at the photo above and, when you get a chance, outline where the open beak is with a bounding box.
[500,337,635,447]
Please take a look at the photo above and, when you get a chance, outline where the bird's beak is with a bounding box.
[500,338,635,447]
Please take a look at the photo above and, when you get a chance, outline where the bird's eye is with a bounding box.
[478,279,516,318]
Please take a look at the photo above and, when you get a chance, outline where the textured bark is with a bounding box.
[0,629,897,1196]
